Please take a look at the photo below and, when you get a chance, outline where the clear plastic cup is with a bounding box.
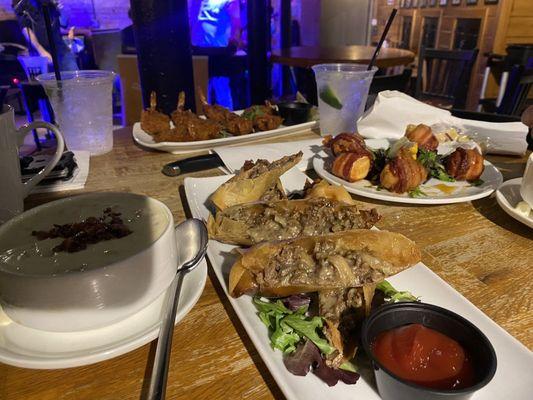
[312,64,377,136]
[37,71,115,155]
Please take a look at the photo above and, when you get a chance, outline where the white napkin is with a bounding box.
[29,151,90,194]
[214,137,391,174]
[214,139,323,173]
[358,91,529,156]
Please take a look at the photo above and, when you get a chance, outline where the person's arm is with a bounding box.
[55,0,69,29]
[227,0,242,48]
[21,27,52,63]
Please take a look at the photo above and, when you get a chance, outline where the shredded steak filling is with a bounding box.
[258,240,388,290]
[227,198,379,243]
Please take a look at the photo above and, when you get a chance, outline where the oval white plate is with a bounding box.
[496,177,533,229]
[313,154,503,204]
[0,259,207,369]
[132,117,318,154]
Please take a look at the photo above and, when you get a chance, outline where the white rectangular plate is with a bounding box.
[132,116,318,154]
[184,171,532,400]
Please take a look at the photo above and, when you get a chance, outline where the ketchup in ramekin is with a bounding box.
[371,323,475,390]
[362,302,496,400]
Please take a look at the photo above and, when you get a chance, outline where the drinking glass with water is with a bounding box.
[37,71,115,156]
[312,64,377,136]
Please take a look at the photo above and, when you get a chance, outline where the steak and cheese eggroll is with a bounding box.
[229,230,420,298]
[303,179,356,205]
[208,198,380,246]
[210,152,302,210]
[319,287,369,367]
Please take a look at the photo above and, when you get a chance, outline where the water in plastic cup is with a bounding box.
[37,71,115,156]
[312,64,377,136]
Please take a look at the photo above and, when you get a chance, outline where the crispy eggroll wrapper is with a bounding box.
[210,152,303,210]
[207,198,380,246]
[229,230,420,297]
[320,284,376,366]
[304,179,355,205]
[259,179,286,202]
[320,287,364,367]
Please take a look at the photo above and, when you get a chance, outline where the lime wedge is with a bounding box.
[319,85,343,109]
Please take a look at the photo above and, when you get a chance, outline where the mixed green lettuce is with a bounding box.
[253,297,334,355]
[408,187,427,198]
[254,281,418,355]
[417,149,455,182]
[376,280,419,303]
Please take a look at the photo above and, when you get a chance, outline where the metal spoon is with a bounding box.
[147,218,208,400]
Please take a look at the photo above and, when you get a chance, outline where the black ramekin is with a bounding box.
[361,302,497,400]
[277,101,312,125]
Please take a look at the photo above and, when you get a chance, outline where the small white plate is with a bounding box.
[132,116,318,154]
[313,153,503,204]
[496,177,533,229]
[184,171,532,400]
[0,259,207,369]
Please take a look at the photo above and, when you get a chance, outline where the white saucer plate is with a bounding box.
[313,153,503,205]
[0,259,207,369]
[184,171,532,400]
[496,177,533,229]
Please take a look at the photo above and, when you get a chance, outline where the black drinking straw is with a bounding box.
[41,0,61,82]
[367,8,398,71]
[41,0,65,148]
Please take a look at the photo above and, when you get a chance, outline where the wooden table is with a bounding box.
[1,127,532,400]
[270,46,415,69]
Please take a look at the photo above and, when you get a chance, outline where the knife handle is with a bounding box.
[161,153,223,177]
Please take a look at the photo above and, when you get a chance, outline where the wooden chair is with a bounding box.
[117,54,208,126]
[416,47,478,109]
[16,81,56,150]
[370,68,412,94]
[0,55,26,113]
[117,54,142,127]
[495,66,533,116]
[17,56,49,81]
[0,55,26,86]
[15,56,56,148]
[0,19,28,49]
[451,107,532,150]
[450,108,521,123]
[366,68,413,109]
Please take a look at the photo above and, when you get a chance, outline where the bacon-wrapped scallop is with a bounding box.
[323,132,367,156]
[380,149,428,193]
[331,151,372,182]
[445,147,484,181]
[405,124,438,152]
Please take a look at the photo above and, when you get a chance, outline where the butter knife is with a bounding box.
[161,153,224,177]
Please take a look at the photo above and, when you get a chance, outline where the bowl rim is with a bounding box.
[0,192,174,279]
[361,301,498,395]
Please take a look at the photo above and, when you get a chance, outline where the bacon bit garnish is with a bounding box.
[32,208,132,253]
